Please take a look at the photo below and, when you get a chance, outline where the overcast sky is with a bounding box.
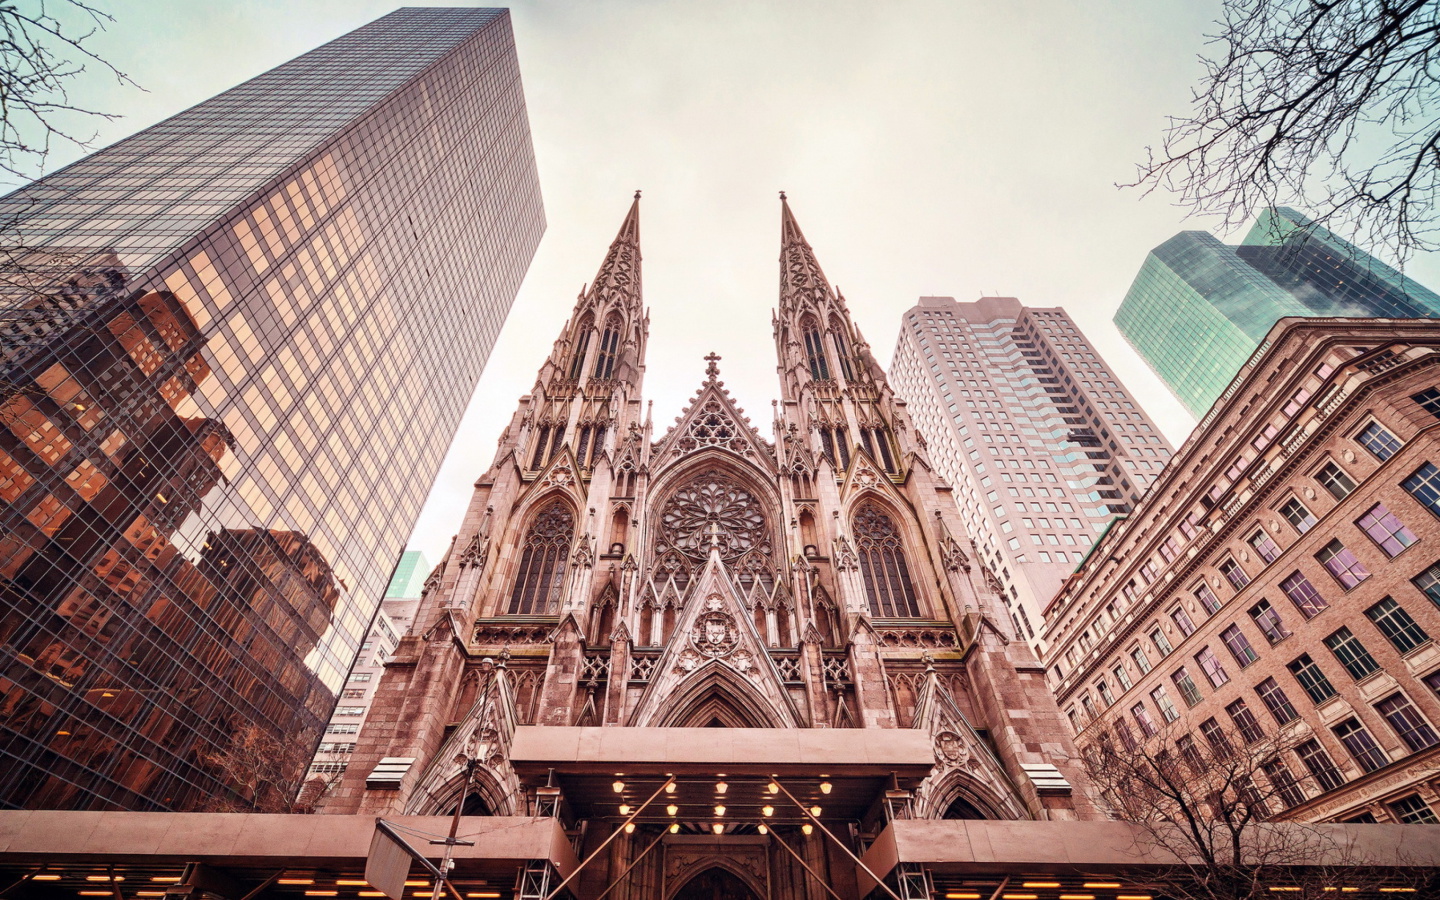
[33,0,1440,565]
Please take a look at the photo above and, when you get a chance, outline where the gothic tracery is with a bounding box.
[658,470,768,562]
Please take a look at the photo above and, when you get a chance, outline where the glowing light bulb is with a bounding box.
[667,804,678,816]
[624,823,635,834]
[715,781,728,794]
[665,782,676,794]
[810,805,822,816]
[820,782,832,794]
[670,823,679,833]
[761,806,774,817]
[714,805,726,816]
[712,824,724,835]
[757,824,768,835]
[767,782,779,794]
[612,781,625,793]
[802,824,814,835]
[619,805,631,815]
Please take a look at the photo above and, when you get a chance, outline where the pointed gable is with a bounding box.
[628,549,801,728]
[652,356,774,468]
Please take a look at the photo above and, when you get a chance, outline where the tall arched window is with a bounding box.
[593,315,621,380]
[568,318,592,380]
[508,501,574,614]
[853,504,920,617]
[831,325,856,381]
[802,319,829,380]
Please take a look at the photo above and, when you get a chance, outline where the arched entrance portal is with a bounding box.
[672,868,760,900]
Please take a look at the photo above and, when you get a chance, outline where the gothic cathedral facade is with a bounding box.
[323,196,1099,899]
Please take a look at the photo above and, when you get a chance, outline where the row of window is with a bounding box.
[1064,444,1440,704]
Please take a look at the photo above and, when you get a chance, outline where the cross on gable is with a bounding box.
[704,352,721,379]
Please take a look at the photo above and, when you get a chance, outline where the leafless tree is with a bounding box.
[200,722,318,813]
[1,0,136,182]
[1128,0,1440,262]
[1081,717,1429,899]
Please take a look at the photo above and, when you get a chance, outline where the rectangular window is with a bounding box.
[1324,627,1381,679]
[1130,645,1152,674]
[1388,794,1439,824]
[1172,667,1203,707]
[1226,699,1265,743]
[341,688,366,700]
[1280,498,1317,534]
[1356,503,1417,557]
[1365,597,1430,654]
[1219,558,1250,591]
[1193,582,1222,615]
[334,706,366,716]
[1175,734,1204,773]
[325,723,359,735]
[1248,599,1289,644]
[1170,606,1196,636]
[1286,653,1337,703]
[1200,717,1232,754]
[1132,702,1158,736]
[1279,571,1328,618]
[1412,387,1440,419]
[1151,685,1180,722]
[1248,529,1282,564]
[1262,758,1307,808]
[1256,676,1299,725]
[1334,718,1389,773]
[1375,693,1439,752]
[348,672,372,682]
[1403,462,1440,518]
[1317,462,1357,500]
[1196,646,1230,687]
[1150,626,1173,657]
[1413,560,1440,607]
[1112,663,1132,691]
[1296,739,1346,793]
[1357,421,1402,461]
[1096,678,1114,706]
[1220,624,1259,667]
[1317,540,1370,589]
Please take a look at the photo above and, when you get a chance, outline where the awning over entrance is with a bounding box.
[508,726,935,824]
[0,812,578,898]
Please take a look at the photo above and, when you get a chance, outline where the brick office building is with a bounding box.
[1044,317,1440,824]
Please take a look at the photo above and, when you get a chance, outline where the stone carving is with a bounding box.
[832,534,858,570]
[539,461,574,489]
[659,471,767,562]
[673,594,756,677]
[934,730,970,768]
[458,532,488,570]
[571,534,594,569]
[980,564,1004,596]
[940,536,970,573]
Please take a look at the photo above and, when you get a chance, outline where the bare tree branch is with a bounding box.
[1081,717,1429,899]
[1127,0,1440,263]
[0,0,137,182]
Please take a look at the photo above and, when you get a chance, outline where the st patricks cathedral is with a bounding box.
[321,196,1100,900]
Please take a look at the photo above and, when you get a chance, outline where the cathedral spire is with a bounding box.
[778,192,835,315]
[583,190,643,318]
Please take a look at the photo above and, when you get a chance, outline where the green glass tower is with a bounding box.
[1115,208,1440,417]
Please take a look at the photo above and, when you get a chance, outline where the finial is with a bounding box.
[704,351,721,379]
[779,191,787,201]
[634,190,641,200]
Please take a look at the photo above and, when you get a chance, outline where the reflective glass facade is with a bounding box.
[0,8,543,810]
[1114,208,1440,418]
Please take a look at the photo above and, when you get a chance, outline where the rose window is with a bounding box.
[659,471,767,562]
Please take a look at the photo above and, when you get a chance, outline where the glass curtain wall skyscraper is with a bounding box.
[1114,208,1440,418]
[0,8,542,810]
[888,297,1173,653]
